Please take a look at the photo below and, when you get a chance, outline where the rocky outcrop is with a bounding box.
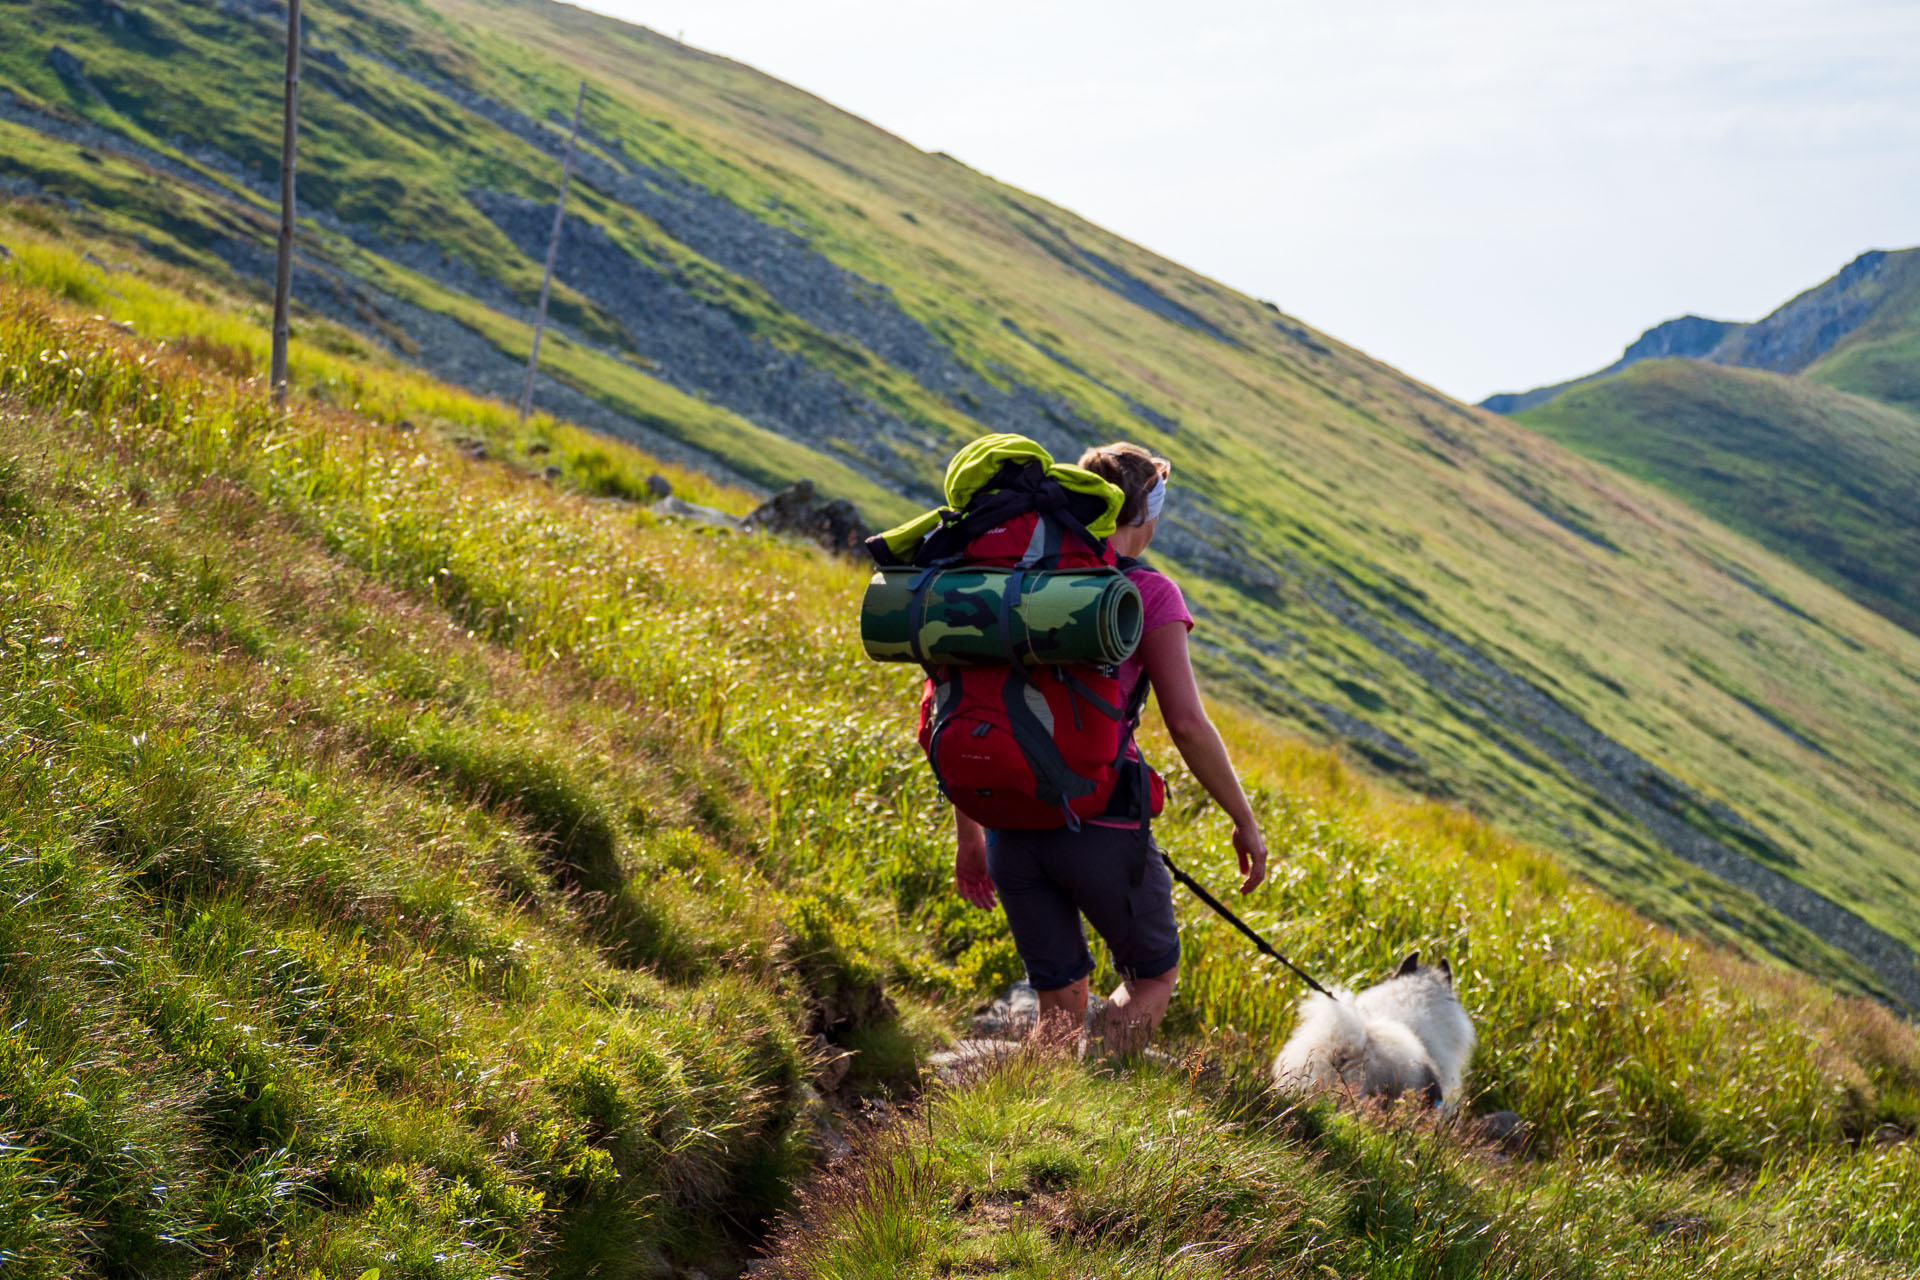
[1619,314,1744,364]
[742,480,871,556]
[1713,250,1890,373]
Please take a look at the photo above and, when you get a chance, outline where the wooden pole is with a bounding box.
[270,0,301,407]
[519,79,586,423]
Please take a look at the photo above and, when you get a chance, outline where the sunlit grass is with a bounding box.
[0,222,1916,1278]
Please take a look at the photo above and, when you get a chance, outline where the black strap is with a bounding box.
[1095,637,1159,823]
[1121,667,1153,727]
[1160,845,1332,997]
[911,460,1113,569]
[1001,666,1097,811]
[904,564,942,664]
[997,567,1026,664]
[1057,668,1127,721]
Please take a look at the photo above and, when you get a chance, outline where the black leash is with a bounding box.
[1160,847,1333,998]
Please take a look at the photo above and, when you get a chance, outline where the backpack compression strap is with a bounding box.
[912,460,1107,570]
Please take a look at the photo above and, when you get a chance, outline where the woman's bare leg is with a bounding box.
[1097,965,1178,1055]
[1033,975,1089,1041]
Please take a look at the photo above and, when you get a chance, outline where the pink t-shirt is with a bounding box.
[1086,565,1191,828]
[1117,564,1193,712]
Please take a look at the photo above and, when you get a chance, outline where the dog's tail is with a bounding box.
[1271,989,1364,1094]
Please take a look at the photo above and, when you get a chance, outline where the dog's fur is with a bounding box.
[1271,952,1475,1109]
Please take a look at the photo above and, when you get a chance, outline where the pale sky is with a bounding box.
[574,0,1919,404]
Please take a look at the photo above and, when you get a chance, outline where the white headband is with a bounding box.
[1132,474,1166,525]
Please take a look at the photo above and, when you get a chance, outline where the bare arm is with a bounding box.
[1137,621,1269,892]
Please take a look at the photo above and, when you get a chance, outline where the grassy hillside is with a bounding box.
[6,0,1920,1011]
[1517,359,1920,633]
[1490,249,1920,645]
[3,226,1919,1279]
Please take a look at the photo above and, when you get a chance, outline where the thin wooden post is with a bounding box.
[519,79,586,423]
[270,0,301,406]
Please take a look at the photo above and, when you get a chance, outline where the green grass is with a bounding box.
[1810,326,1920,417]
[10,0,1920,995]
[1,212,1919,1279]
[1518,358,1920,634]
[0,262,958,1276]
[769,1048,1920,1279]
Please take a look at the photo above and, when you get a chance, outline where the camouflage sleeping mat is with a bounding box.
[860,567,1143,666]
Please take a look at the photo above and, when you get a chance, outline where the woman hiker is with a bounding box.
[953,442,1270,1052]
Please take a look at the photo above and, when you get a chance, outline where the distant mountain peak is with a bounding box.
[1480,314,1745,416]
[1483,246,1919,414]
[1618,314,1744,364]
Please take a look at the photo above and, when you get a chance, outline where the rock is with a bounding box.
[653,495,739,531]
[1472,1109,1531,1154]
[81,0,153,36]
[525,440,549,456]
[926,1038,1022,1080]
[798,1085,853,1163]
[450,435,487,460]
[742,479,872,557]
[1873,1123,1908,1147]
[542,465,562,481]
[810,1033,855,1093]
[0,242,11,262]
[46,46,88,89]
[969,980,1039,1038]
[805,977,894,1042]
[646,473,672,499]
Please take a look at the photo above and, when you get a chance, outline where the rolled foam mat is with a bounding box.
[861,566,1143,666]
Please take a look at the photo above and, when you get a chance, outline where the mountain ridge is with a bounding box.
[1483,246,1920,413]
[1481,314,1746,415]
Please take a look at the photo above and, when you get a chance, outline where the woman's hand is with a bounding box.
[1233,821,1268,894]
[954,810,997,909]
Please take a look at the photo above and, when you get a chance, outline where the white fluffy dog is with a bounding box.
[1271,952,1475,1110]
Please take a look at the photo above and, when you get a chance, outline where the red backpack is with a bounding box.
[875,458,1158,830]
